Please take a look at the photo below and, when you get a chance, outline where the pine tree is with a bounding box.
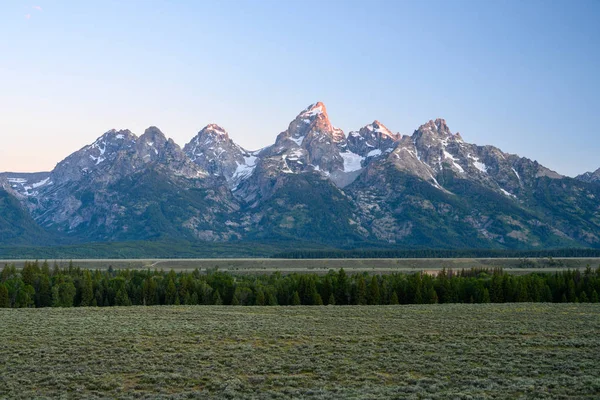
[328,293,335,305]
[490,273,504,303]
[36,274,52,307]
[390,291,399,305]
[165,278,177,305]
[591,290,599,303]
[368,276,380,305]
[313,293,323,305]
[356,277,367,305]
[335,268,349,305]
[21,263,37,287]
[80,271,94,307]
[567,279,577,302]
[482,288,491,303]
[428,288,439,304]
[0,284,9,308]
[268,293,278,306]
[291,291,301,306]
[115,289,131,306]
[213,290,223,305]
[255,289,266,306]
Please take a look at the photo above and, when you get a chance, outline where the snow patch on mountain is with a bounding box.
[512,167,521,182]
[300,104,324,118]
[443,150,464,173]
[232,155,257,182]
[89,155,105,165]
[289,136,305,146]
[32,177,51,188]
[500,188,517,198]
[468,154,488,173]
[340,151,364,172]
[473,161,487,173]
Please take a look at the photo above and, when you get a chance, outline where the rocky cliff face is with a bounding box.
[14,127,240,242]
[577,168,600,184]
[184,124,258,189]
[2,102,599,249]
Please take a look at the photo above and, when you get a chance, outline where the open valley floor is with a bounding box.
[1,304,599,399]
[2,257,599,275]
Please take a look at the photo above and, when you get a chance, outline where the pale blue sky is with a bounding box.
[1,0,599,176]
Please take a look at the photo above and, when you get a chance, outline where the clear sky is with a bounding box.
[1,0,599,176]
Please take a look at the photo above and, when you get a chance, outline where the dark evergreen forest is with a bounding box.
[1,262,600,308]
[272,248,600,259]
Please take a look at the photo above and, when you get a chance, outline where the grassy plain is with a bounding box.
[2,257,599,274]
[1,304,599,399]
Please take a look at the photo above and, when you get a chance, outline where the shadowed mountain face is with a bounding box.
[577,168,600,184]
[1,102,600,249]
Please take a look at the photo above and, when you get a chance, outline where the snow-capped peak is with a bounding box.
[201,124,228,137]
[368,120,396,138]
[418,118,452,136]
[299,102,326,119]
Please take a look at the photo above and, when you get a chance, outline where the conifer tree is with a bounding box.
[268,292,278,306]
[291,291,301,306]
[328,293,335,305]
[313,293,323,306]
[36,274,52,308]
[80,271,94,307]
[356,276,367,305]
[390,291,399,305]
[213,290,223,305]
[368,276,380,305]
[255,289,266,306]
[482,288,491,303]
[335,268,349,305]
[0,284,9,308]
[165,278,177,305]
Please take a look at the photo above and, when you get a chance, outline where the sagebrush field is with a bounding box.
[1,304,599,399]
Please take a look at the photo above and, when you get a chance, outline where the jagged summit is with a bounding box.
[347,120,400,159]
[367,121,396,137]
[184,124,255,187]
[94,128,136,142]
[417,118,452,136]
[299,102,327,119]
[3,104,599,250]
[576,167,600,184]
[139,126,168,144]
[200,124,229,137]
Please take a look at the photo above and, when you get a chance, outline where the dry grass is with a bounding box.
[1,304,599,399]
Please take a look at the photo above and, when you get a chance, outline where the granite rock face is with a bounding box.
[577,168,600,184]
[1,102,599,248]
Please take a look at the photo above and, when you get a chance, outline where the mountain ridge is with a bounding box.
[2,102,599,250]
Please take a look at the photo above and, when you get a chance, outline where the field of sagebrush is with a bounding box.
[1,304,599,399]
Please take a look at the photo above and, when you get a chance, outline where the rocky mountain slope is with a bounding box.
[577,168,600,184]
[2,102,599,249]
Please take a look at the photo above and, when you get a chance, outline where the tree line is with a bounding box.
[272,248,600,259]
[1,262,599,308]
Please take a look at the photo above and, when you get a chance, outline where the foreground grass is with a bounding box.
[1,305,599,399]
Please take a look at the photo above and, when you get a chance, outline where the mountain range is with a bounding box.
[2,102,600,252]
